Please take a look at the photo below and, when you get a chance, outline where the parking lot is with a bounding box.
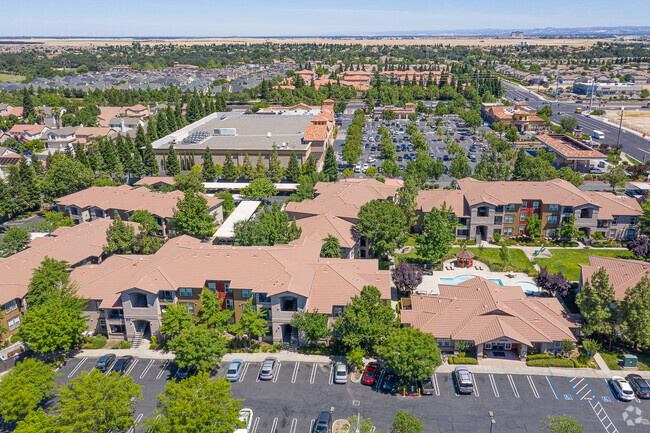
[52,357,650,432]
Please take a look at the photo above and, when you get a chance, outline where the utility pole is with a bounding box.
[616,106,624,150]
[588,79,596,113]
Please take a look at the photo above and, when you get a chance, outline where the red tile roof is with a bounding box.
[536,134,606,159]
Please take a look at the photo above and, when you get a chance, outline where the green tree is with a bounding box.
[557,166,584,188]
[160,303,194,337]
[357,200,408,259]
[381,109,397,120]
[286,153,301,183]
[240,154,254,180]
[41,158,94,202]
[322,145,339,182]
[201,148,217,182]
[144,373,242,433]
[255,154,267,179]
[103,215,137,254]
[620,277,650,350]
[541,415,585,433]
[576,267,616,336]
[0,359,57,422]
[198,288,233,329]
[537,105,553,118]
[320,234,341,258]
[14,408,53,433]
[268,145,283,182]
[216,191,236,217]
[174,171,205,193]
[603,165,627,191]
[559,214,581,240]
[344,415,375,433]
[449,154,471,179]
[167,324,228,371]
[55,369,142,433]
[390,411,423,433]
[560,116,579,133]
[130,209,162,254]
[234,202,300,246]
[32,211,75,232]
[27,257,70,307]
[419,203,458,263]
[524,213,542,238]
[378,327,442,380]
[143,142,159,176]
[17,284,88,355]
[0,225,31,257]
[165,146,181,177]
[227,299,268,348]
[222,152,238,181]
[398,170,420,228]
[240,178,277,200]
[333,285,398,353]
[290,310,331,345]
[173,191,216,239]
[22,88,34,119]
[499,244,511,267]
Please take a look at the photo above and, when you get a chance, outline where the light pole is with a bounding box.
[489,411,496,433]
[616,107,624,150]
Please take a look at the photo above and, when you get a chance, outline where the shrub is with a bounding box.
[527,354,553,360]
[111,340,131,349]
[592,231,604,240]
[449,357,478,365]
[379,261,390,270]
[149,335,158,350]
[84,335,107,349]
[273,343,281,351]
[347,346,365,371]
[526,358,575,368]
[433,184,440,189]
[262,345,269,352]
[492,232,501,243]
[591,109,605,115]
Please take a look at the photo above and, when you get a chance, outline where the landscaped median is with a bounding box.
[535,248,635,281]
[526,354,582,368]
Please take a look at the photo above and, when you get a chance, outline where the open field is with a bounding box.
[604,110,650,136]
[0,73,24,82]
[535,248,635,281]
[0,37,618,48]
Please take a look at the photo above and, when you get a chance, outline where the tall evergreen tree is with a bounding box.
[268,145,282,182]
[240,154,254,180]
[146,116,158,142]
[201,147,217,181]
[143,142,159,176]
[135,124,148,149]
[255,154,267,179]
[322,146,338,182]
[222,152,237,182]
[22,88,34,119]
[132,148,144,178]
[74,144,89,168]
[286,152,301,183]
[165,145,181,177]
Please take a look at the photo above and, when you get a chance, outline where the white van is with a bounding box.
[592,130,605,140]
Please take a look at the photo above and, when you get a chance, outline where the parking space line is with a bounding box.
[271,417,278,433]
[470,374,479,397]
[568,377,596,401]
[309,363,317,384]
[433,374,440,396]
[126,413,143,433]
[527,376,540,399]
[272,362,281,383]
[291,362,300,384]
[256,364,264,383]
[67,357,87,378]
[589,400,619,433]
[309,419,315,433]
[507,375,520,398]
[139,359,155,379]
[546,376,559,399]
[329,364,334,386]
[156,360,169,380]
[488,374,500,397]
[125,358,139,376]
[239,363,250,382]
[290,418,297,433]
[251,417,260,433]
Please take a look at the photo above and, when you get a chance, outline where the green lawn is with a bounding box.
[600,350,650,371]
[535,249,635,281]
[449,247,536,275]
[0,73,24,83]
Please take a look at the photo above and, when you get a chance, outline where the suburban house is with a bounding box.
[119,104,150,118]
[416,178,642,242]
[43,126,78,151]
[579,256,650,301]
[0,147,22,179]
[54,185,224,237]
[286,178,403,258]
[535,134,606,173]
[108,116,145,133]
[0,220,136,340]
[8,124,49,142]
[70,233,390,346]
[481,103,546,132]
[400,277,580,360]
[74,127,116,146]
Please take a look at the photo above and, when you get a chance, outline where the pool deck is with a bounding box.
[414,259,538,296]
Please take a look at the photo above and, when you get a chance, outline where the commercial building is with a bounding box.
[535,134,606,173]
[416,178,642,242]
[70,233,390,345]
[573,79,643,95]
[55,185,223,237]
[401,276,580,360]
[481,103,546,132]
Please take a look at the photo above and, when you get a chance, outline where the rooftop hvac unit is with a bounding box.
[213,128,237,136]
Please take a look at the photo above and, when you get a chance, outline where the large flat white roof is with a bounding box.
[213,200,262,240]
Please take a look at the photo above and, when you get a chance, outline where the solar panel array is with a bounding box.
[182,131,209,144]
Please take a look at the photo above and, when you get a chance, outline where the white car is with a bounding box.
[354,164,361,173]
[362,163,369,171]
[368,157,376,163]
[334,362,348,384]
[234,408,253,433]
[610,376,635,401]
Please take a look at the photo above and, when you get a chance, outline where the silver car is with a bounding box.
[453,366,474,394]
[259,357,278,380]
[334,362,348,384]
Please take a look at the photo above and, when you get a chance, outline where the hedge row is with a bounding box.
[526,358,577,368]
[449,357,479,365]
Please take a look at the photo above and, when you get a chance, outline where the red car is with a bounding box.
[362,362,380,386]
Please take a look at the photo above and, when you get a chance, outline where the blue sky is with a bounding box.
[2,0,649,37]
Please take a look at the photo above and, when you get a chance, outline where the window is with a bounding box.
[494,216,503,225]
[242,289,252,299]
[225,298,234,310]
[333,306,344,317]
[99,319,106,331]
[493,228,502,235]
[207,282,217,293]
[532,201,539,209]
[562,206,572,214]
[113,209,119,217]
[477,207,488,217]
[159,291,174,302]
[179,288,193,297]
[505,204,516,211]
[109,309,123,319]
[70,207,78,216]
[457,229,468,236]
[281,298,298,312]
[580,209,591,219]
[546,228,556,238]
[504,215,514,224]
[631,217,638,225]
[503,227,513,236]
[549,204,559,212]
[628,229,636,239]
[95,209,104,218]
[520,212,527,222]
[110,324,125,334]
[224,282,231,293]
[7,316,20,331]
[257,292,270,303]
[4,300,17,314]
[485,342,492,350]
[519,226,525,234]
[505,342,512,350]
[547,215,558,224]
[554,341,562,349]
[612,217,619,225]
[495,205,504,213]
[180,302,194,314]
[521,201,528,209]
[609,229,617,238]
[436,338,451,347]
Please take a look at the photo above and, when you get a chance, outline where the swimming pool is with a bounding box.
[439,275,504,286]
[439,275,541,295]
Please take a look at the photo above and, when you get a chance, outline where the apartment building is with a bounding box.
[70,233,390,345]
[55,185,223,237]
[0,220,136,339]
[416,178,642,242]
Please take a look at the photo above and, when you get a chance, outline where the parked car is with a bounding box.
[226,359,244,382]
[627,374,650,399]
[312,411,332,433]
[610,376,635,401]
[362,362,380,386]
[590,168,604,174]
[95,354,116,372]
[380,371,398,394]
[234,408,253,433]
[333,362,348,384]
[259,357,278,380]
[453,366,474,394]
[111,355,134,375]
[419,376,435,395]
